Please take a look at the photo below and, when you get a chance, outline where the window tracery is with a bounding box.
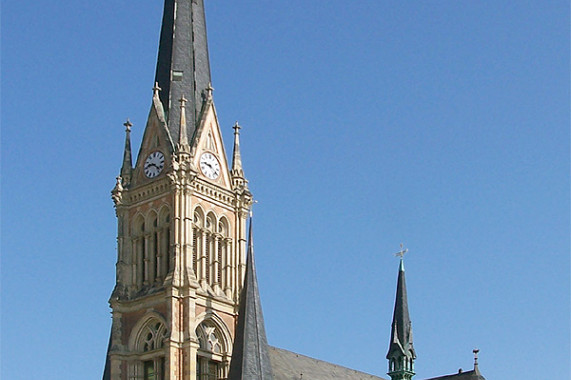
[196,320,228,380]
[130,318,168,380]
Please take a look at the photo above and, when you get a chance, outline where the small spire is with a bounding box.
[231,122,248,189]
[227,217,273,380]
[387,245,416,380]
[120,119,133,185]
[176,96,190,153]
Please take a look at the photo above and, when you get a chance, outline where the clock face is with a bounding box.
[200,152,221,180]
[144,151,165,178]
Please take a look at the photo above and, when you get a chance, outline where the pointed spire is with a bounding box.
[387,253,416,380]
[231,122,245,178]
[227,217,273,380]
[176,96,190,153]
[154,0,212,144]
[120,119,133,186]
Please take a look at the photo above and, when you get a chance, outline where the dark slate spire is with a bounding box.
[386,259,416,380]
[227,218,273,380]
[155,0,212,145]
[120,119,133,186]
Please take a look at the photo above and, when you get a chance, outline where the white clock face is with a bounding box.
[200,152,220,180]
[144,151,165,178]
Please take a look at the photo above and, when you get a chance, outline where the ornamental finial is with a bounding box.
[123,119,132,132]
[153,82,162,97]
[394,243,408,258]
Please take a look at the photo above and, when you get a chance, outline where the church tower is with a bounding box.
[105,1,253,379]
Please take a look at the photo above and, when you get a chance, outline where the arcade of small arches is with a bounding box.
[191,207,234,297]
[131,206,172,290]
[129,205,236,297]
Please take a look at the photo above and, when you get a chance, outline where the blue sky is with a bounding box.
[2,1,569,379]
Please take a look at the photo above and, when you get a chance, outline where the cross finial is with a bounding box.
[123,119,132,132]
[153,82,162,97]
[179,95,188,108]
[394,243,408,258]
[205,82,214,99]
[233,121,241,133]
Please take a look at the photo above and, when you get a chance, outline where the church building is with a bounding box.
[102,2,487,379]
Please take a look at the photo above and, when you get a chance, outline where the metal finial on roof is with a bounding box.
[473,348,479,366]
[394,243,408,258]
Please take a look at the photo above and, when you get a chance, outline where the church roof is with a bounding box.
[269,346,387,380]
[423,369,486,380]
[154,0,212,144]
[227,218,273,380]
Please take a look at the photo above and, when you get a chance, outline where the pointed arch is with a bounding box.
[128,313,169,380]
[192,206,206,278]
[193,206,205,228]
[158,205,172,276]
[217,216,229,237]
[146,210,159,284]
[194,312,232,380]
[204,212,217,285]
[132,213,146,289]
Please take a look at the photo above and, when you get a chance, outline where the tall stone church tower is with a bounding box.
[104,1,253,379]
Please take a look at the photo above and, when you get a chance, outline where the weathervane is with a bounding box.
[393,243,408,258]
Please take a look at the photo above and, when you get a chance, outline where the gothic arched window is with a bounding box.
[158,208,171,278]
[196,320,229,380]
[131,318,168,380]
[192,208,205,278]
[132,215,146,289]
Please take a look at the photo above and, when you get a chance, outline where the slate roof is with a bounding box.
[154,0,212,144]
[423,368,486,380]
[269,346,387,380]
[227,219,273,380]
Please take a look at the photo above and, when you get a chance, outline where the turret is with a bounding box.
[387,255,416,380]
[120,119,133,187]
[230,122,249,190]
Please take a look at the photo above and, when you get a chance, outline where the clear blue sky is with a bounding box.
[2,1,569,379]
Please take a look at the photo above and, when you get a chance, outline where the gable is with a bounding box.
[190,100,232,189]
[131,97,174,187]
